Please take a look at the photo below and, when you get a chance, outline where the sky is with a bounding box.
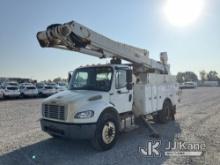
[0,0,220,81]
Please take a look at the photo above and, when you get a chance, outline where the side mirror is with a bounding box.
[126,70,133,90]
[126,83,132,90]
[67,72,72,83]
[126,70,132,83]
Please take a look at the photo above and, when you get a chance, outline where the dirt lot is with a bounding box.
[0,87,220,165]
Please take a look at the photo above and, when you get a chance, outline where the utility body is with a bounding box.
[37,21,180,150]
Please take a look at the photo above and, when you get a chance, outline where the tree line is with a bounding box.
[45,73,220,84]
[45,77,67,83]
[177,71,219,83]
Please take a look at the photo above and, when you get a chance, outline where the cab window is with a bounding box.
[115,69,127,89]
[74,71,88,87]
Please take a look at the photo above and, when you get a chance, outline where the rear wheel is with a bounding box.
[153,100,172,124]
[91,112,119,151]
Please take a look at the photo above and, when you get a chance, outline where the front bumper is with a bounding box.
[4,93,20,97]
[24,92,38,96]
[40,119,96,139]
[42,92,56,96]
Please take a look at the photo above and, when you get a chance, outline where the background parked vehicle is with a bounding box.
[56,82,67,92]
[19,85,38,98]
[3,86,20,98]
[179,81,197,89]
[2,81,19,88]
[46,82,57,88]
[19,82,33,87]
[46,83,59,93]
[37,83,56,97]
[0,85,4,99]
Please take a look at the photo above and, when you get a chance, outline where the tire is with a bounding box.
[3,95,7,99]
[153,100,172,124]
[20,93,24,98]
[39,93,43,98]
[91,111,119,151]
[49,133,61,138]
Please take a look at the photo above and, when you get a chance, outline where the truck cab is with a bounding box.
[40,64,133,150]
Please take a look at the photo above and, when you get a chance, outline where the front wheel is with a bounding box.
[49,133,61,139]
[91,112,119,151]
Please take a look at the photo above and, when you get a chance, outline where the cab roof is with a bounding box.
[77,63,131,69]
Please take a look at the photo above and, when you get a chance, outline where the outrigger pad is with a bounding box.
[149,132,160,139]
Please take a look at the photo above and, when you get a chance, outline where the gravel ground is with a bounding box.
[0,87,220,165]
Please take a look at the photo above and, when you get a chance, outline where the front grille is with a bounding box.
[43,104,66,120]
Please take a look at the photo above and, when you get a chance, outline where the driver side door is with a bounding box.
[110,69,133,113]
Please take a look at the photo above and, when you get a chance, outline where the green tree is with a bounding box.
[176,72,184,83]
[207,71,219,81]
[53,77,62,83]
[184,71,198,82]
[176,71,198,83]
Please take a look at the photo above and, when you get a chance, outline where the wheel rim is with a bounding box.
[102,121,116,144]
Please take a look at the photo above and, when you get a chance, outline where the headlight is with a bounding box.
[74,110,94,119]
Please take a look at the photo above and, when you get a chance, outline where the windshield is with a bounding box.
[8,82,18,86]
[69,67,113,91]
[185,82,194,85]
[47,83,56,86]
[45,86,53,89]
[26,86,36,90]
[59,83,66,86]
[7,87,18,90]
[37,83,44,88]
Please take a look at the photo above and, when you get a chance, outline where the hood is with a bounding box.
[43,90,107,105]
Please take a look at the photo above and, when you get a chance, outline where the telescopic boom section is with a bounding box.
[37,21,169,73]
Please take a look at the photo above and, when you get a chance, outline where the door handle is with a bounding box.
[117,90,122,94]
[117,90,129,94]
[129,94,132,102]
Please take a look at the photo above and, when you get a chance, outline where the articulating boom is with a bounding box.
[37,21,170,73]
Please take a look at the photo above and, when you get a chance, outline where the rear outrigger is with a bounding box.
[37,20,180,150]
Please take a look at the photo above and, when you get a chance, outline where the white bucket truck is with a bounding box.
[37,21,179,150]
